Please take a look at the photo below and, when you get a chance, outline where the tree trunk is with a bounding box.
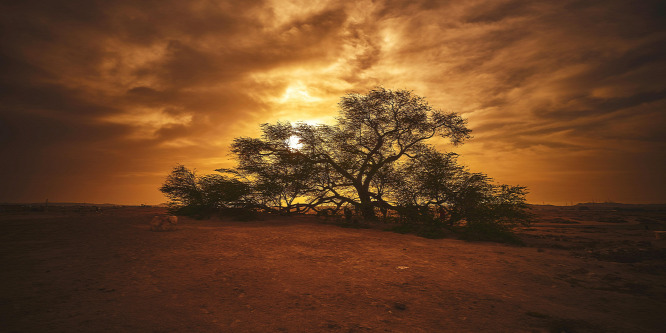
[360,204,376,221]
[358,191,377,221]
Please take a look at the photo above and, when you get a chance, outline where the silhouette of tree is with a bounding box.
[159,165,201,208]
[160,165,250,216]
[231,87,471,220]
[387,146,463,220]
[391,148,530,229]
[162,87,530,237]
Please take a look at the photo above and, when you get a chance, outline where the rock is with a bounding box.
[150,215,178,231]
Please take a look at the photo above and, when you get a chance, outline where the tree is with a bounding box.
[162,87,530,237]
[160,165,250,216]
[159,165,201,209]
[231,87,471,220]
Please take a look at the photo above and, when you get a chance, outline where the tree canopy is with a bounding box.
[161,87,530,235]
[230,88,473,219]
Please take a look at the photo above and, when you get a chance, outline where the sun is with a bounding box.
[287,135,303,150]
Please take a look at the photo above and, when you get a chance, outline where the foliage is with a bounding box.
[159,165,251,218]
[387,144,531,231]
[230,87,472,220]
[160,87,532,239]
[159,165,201,208]
[224,133,317,214]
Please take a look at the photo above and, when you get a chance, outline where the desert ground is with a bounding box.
[1,204,665,332]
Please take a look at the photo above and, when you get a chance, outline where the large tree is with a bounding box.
[231,87,471,220]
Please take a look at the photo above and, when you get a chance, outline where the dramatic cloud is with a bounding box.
[1,0,664,204]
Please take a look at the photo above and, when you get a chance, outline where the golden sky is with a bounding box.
[1,0,665,205]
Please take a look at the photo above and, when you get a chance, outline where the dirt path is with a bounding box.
[1,207,664,332]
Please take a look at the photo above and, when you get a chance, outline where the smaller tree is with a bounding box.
[159,165,202,209]
[198,174,251,209]
[388,147,531,236]
[160,165,250,217]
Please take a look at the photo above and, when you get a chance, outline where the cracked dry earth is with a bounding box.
[1,206,665,332]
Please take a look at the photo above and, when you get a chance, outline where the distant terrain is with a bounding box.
[1,204,665,332]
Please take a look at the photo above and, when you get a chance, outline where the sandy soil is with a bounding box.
[1,205,665,332]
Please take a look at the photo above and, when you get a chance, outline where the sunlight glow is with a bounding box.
[287,135,303,150]
[280,82,321,103]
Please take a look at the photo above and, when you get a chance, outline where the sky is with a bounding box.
[1,0,665,205]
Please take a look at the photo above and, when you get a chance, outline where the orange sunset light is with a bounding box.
[1,0,664,205]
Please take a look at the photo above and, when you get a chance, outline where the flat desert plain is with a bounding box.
[1,205,665,332]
